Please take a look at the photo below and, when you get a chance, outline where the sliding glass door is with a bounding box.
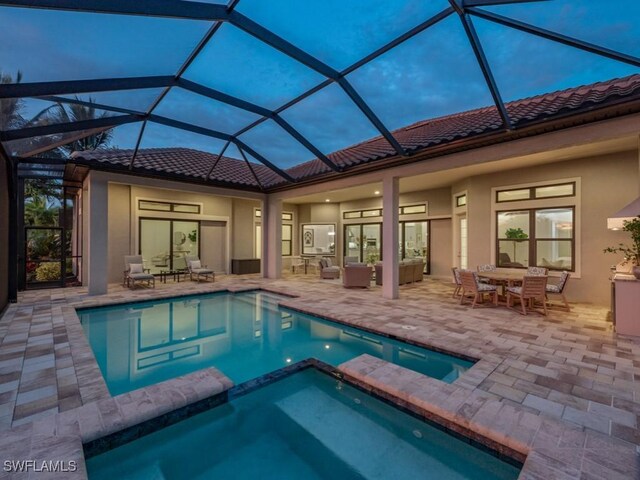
[399,221,430,274]
[140,219,200,274]
[343,223,382,264]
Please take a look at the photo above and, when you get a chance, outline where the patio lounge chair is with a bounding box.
[186,256,215,282]
[546,271,571,311]
[459,270,498,308]
[506,275,548,315]
[343,264,372,288]
[123,255,155,289]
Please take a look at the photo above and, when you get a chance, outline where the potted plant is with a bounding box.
[604,216,640,279]
[505,227,528,265]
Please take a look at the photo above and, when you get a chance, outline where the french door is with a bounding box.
[139,219,200,274]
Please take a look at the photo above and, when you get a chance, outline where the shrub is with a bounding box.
[35,262,61,281]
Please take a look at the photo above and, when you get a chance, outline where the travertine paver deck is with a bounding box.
[0,274,640,479]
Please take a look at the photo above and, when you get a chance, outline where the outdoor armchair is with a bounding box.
[186,256,215,282]
[343,264,372,288]
[545,271,571,311]
[123,255,155,289]
[318,258,340,279]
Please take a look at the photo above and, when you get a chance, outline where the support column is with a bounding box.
[87,173,108,295]
[262,196,282,279]
[382,176,399,299]
[6,156,18,303]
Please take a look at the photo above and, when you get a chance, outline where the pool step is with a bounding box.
[275,386,454,479]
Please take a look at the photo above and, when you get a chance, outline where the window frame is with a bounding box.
[495,206,575,271]
[138,200,201,214]
[496,182,575,204]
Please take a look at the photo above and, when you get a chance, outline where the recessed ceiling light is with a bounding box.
[374,191,380,195]
[325,199,330,202]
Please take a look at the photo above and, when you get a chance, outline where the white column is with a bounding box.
[382,176,399,299]
[87,173,108,295]
[262,196,282,279]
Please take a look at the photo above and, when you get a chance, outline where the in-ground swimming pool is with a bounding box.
[79,290,472,395]
[86,368,520,480]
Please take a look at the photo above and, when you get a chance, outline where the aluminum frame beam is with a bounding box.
[147,114,295,182]
[468,8,640,68]
[0,76,174,99]
[0,0,229,21]
[452,5,513,129]
[0,114,142,141]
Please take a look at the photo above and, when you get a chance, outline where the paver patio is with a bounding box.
[0,274,639,478]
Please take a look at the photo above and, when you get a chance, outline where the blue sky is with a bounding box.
[1,0,639,168]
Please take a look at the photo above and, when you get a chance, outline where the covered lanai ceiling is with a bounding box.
[0,0,639,191]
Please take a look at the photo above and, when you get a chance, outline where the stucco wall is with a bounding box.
[232,198,260,259]
[106,183,259,283]
[107,183,131,283]
[465,150,638,305]
[0,156,9,313]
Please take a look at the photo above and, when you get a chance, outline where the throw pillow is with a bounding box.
[189,260,201,270]
[129,263,143,274]
[325,258,333,267]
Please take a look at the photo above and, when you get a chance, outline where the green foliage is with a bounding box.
[604,216,640,264]
[505,228,529,240]
[188,230,197,243]
[35,262,61,282]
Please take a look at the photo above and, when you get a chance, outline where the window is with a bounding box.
[139,200,200,214]
[456,194,467,207]
[497,207,574,271]
[254,209,291,221]
[400,204,426,215]
[496,182,575,203]
[362,209,381,217]
[282,224,292,256]
[343,211,362,219]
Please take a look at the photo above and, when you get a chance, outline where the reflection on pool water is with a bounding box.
[86,369,520,480]
[79,290,473,395]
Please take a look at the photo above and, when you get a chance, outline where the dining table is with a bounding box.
[477,271,527,298]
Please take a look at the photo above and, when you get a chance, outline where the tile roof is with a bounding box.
[73,74,640,190]
[73,147,288,189]
[286,74,640,181]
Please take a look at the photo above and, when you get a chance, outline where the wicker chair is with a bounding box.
[343,264,372,288]
[546,271,571,311]
[459,270,498,308]
[506,275,548,315]
[318,258,340,279]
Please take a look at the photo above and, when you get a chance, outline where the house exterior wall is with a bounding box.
[465,150,638,305]
[101,173,263,285]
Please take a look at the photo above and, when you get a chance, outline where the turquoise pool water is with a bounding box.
[79,291,472,395]
[86,369,520,480]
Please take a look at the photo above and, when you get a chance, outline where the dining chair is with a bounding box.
[459,270,498,308]
[527,266,548,276]
[506,275,548,315]
[451,267,462,298]
[477,264,496,283]
[546,271,571,311]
